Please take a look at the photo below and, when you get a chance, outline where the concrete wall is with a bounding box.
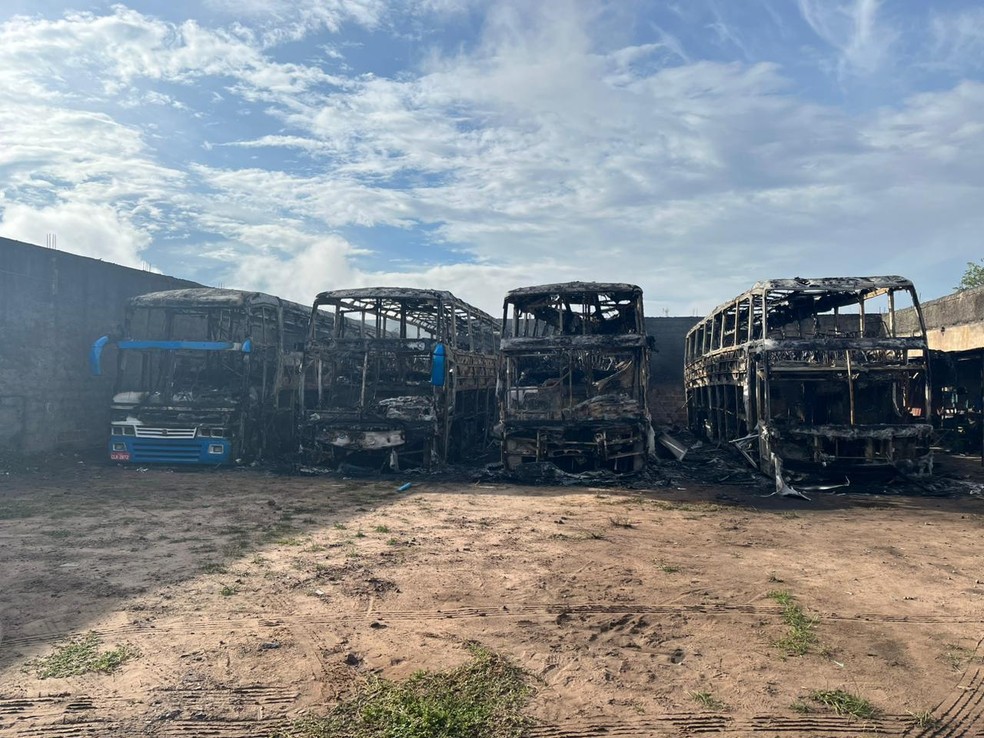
[0,237,199,456]
[897,285,984,352]
[646,316,700,426]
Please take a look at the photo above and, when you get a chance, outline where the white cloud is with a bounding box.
[796,0,895,77]
[928,7,984,74]
[0,200,151,267]
[218,230,358,305]
[1,2,984,316]
[203,0,385,45]
[187,2,984,311]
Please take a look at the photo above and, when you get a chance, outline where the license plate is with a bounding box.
[110,451,131,461]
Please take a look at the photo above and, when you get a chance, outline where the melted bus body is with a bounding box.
[90,288,316,465]
[300,288,499,469]
[684,276,933,478]
[499,282,653,473]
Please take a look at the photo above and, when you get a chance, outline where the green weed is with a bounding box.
[809,689,877,719]
[28,633,139,678]
[768,590,818,656]
[908,710,938,728]
[690,691,726,710]
[274,644,533,738]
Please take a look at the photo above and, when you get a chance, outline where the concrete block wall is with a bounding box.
[896,285,984,352]
[0,237,199,456]
[645,316,700,426]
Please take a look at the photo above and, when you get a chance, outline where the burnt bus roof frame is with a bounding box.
[684,275,933,478]
[503,282,646,338]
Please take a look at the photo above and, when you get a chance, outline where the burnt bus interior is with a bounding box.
[105,289,313,462]
[499,283,653,474]
[301,288,499,470]
[685,277,933,477]
[930,349,984,454]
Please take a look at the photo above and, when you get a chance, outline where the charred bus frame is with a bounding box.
[300,288,499,469]
[684,276,933,478]
[499,282,653,473]
[90,288,317,465]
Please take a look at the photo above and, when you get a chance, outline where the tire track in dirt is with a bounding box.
[8,717,283,737]
[528,712,914,736]
[5,602,979,649]
[0,687,296,738]
[905,650,984,738]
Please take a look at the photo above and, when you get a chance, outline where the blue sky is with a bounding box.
[1,1,983,315]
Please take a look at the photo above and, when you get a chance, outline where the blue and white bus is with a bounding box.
[90,288,318,465]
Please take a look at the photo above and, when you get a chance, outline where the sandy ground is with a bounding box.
[1,459,983,737]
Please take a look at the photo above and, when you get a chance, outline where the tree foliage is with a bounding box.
[957,260,984,291]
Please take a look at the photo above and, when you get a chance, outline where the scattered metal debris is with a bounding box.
[657,431,690,461]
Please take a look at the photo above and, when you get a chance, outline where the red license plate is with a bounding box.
[110,451,131,461]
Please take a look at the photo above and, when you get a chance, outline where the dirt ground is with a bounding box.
[1,457,983,737]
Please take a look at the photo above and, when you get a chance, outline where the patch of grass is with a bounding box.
[609,516,635,529]
[690,691,726,711]
[355,531,367,539]
[220,585,237,596]
[386,538,400,546]
[200,562,228,574]
[941,643,974,671]
[274,644,533,738]
[908,710,938,728]
[789,700,813,713]
[768,590,818,656]
[28,633,139,678]
[333,523,347,530]
[659,564,680,574]
[809,689,877,719]
[374,525,390,534]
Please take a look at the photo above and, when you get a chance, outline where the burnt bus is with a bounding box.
[90,288,318,465]
[300,288,499,470]
[498,282,654,473]
[684,276,933,478]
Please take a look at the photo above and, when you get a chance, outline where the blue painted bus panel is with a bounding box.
[108,437,231,465]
